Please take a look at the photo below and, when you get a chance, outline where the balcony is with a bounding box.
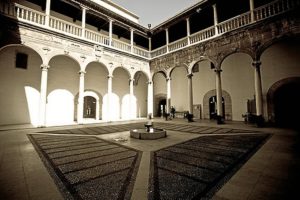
[0,0,298,59]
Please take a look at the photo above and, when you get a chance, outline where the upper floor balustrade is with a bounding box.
[0,0,298,59]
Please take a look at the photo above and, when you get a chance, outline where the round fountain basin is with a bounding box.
[130,128,167,140]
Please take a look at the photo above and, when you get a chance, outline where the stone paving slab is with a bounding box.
[27,134,142,200]
[148,133,270,200]
[39,122,259,136]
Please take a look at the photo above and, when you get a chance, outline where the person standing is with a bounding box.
[171,106,176,119]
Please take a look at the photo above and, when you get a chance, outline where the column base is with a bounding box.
[255,115,265,127]
[216,115,225,124]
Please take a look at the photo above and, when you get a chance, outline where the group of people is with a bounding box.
[165,106,176,120]
[165,106,194,122]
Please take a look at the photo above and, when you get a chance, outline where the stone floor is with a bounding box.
[0,118,299,200]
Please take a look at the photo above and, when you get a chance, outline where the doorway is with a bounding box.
[209,96,225,119]
[274,81,300,128]
[83,96,96,118]
[158,99,166,117]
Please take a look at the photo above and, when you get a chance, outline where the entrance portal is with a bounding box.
[274,81,300,128]
[83,96,96,118]
[158,99,166,117]
[209,96,225,119]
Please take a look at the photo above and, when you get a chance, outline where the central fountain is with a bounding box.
[130,121,167,140]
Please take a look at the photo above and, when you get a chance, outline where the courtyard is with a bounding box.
[0,119,299,200]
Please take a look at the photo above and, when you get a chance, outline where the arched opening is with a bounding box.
[83,96,97,119]
[158,99,167,117]
[170,65,189,112]
[192,59,215,119]
[203,90,232,120]
[112,67,130,120]
[221,52,253,121]
[273,80,300,128]
[153,71,167,117]
[0,45,42,126]
[209,96,225,119]
[48,55,80,125]
[134,71,148,118]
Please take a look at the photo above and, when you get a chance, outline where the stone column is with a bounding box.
[45,0,51,27]
[253,61,263,116]
[166,77,171,113]
[149,37,152,51]
[77,70,85,124]
[38,64,49,127]
[147,81,153,118]
[249,0,255,22]
[186,18,191,45]
[130,29,134,53]
[165,28,169,53]
[81,6,87,38]
[187,73,193,114]
[129,78,134,119]
[109,19,113,46]
[107,75,113,121]
[213,4,219,35]
[215,69,223,118]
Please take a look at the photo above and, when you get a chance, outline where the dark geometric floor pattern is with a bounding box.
[28,134,142,200]
[148,133,270,200]
[41,122,259,135]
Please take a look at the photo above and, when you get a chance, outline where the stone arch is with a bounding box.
[0,43,44,64]
[48,54,81,70]
[257,36,297,61]
[83,90,102,120]
[203,89,232,120]
[267,77,300,125]
[133,70,148,118]
[189,56,216,73]
[219,50,254,68]
[112,66,131,78]
[133,70,150,82]
[0,44,43,126]
[84,60,109,73]
[152,70,167,81]
[169,64,189,78]
[74,89,103,121]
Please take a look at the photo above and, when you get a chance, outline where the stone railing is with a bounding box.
[8,3,46,26]
[168,37,188,52]
[112,39,131,52]
[190,26,216,44]
[49,16,82,37]
[85,29,110,46]
[150,46,168,58]
[133,46,150,57]
[0,0,298,59]
[151,0,299,58]
[254,0,299,21]
[217,12,251,34]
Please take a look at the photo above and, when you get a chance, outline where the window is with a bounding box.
[16,52,28,69]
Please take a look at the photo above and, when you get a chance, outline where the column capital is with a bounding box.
[166,77,172,81]
[129,78,135,82]
[187,73,193,78]
[107,75,113,78]
[108,17,114,22]
[252,61,262,68]
[80,4,89,10]
[79,70,86,74]
[147,81,153,85]
[40,64,49,70]
[214,69,222,73]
